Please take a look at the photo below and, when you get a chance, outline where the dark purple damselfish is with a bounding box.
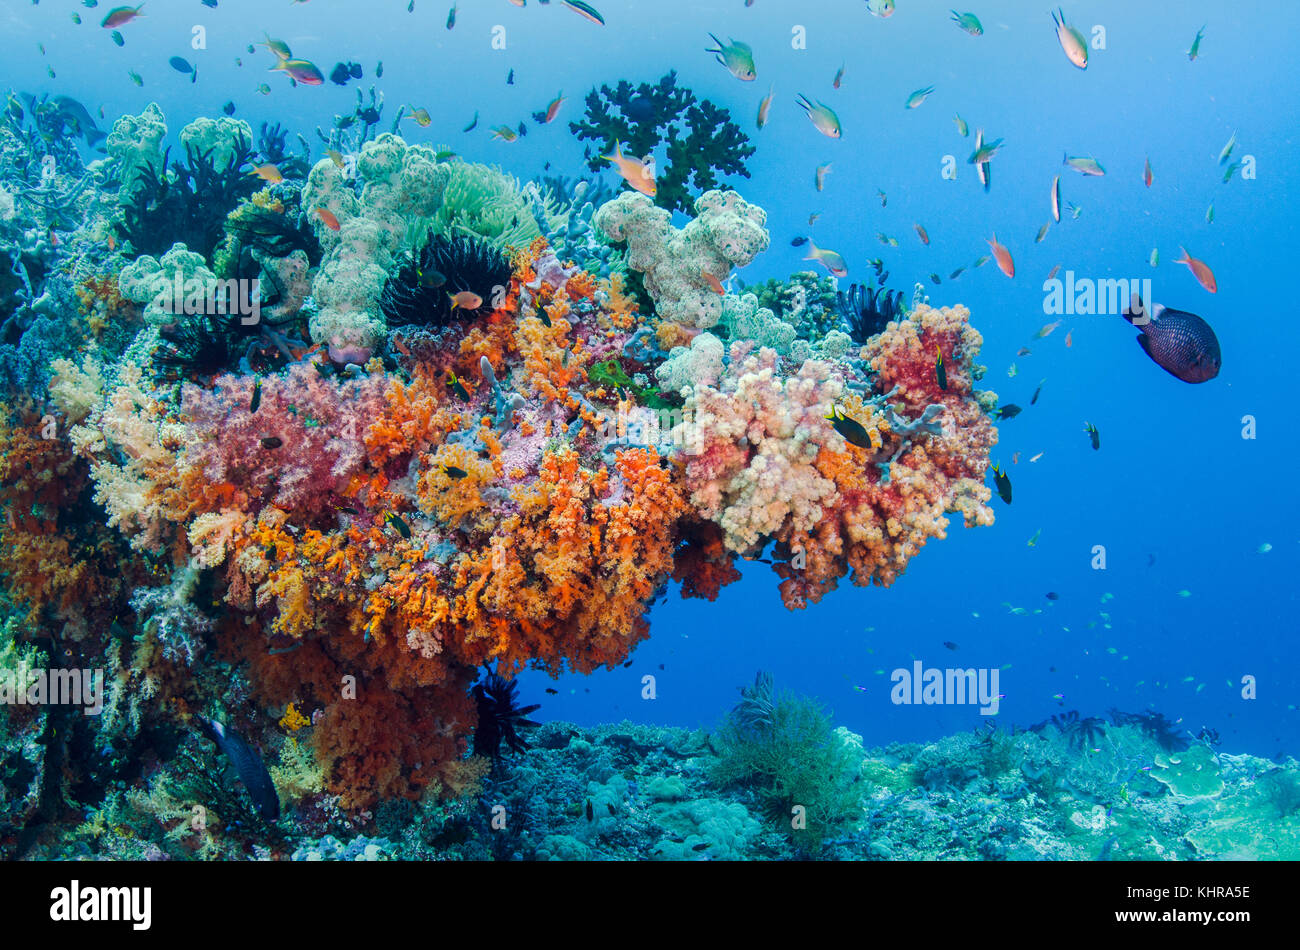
[1122,296,1221,383]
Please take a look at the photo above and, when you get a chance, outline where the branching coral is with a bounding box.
[570,71,756,214]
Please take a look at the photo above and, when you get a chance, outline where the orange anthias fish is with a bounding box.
[1065,330,1073,348]
[1175,246,1217,293]
[756,84,774,129]
[603,140,656,197]
[988,234,1014,278]
[449,291,483,312]
[543,93,565,123]
[914,223,930,246]
[315,207,340,231]
[701,270,726,295]
[101,5,145,29]
[249,163,283,183]
[1144,156,1153,188]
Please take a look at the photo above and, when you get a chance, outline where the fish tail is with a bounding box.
[706,33,722,53]
[802,238,818,261]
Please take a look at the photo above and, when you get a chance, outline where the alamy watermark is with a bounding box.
[0,662,105,715]
[149,271,261,326]
[890,660,1000,715]
[1043,272,1151,321]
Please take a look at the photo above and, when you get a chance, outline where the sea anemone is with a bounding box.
[471,670,541,759]
[379,232,511,330]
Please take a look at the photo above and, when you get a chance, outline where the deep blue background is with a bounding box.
[8,0,1298,756]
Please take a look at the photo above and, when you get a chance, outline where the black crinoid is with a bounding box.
[1046,710,1107,751]
[152,311,250,384]
[379,232,511,331]
[838,280,906,344]
[471,669,541,759]
[1109,709,1189,753]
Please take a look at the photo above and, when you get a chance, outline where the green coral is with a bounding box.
[751,271,841,339]
[179,116,254,172]
[569,71,756,215]
[1150,744,1224,801]
[718,292,796,354]
[117,242,218,326]
[649,798,760,860]
[428,162,564,250]
[587,357,674,409]
[710,675,864,848]
[593,189,769,330]
[104,102,167,203]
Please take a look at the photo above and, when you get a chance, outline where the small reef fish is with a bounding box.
[1027,529,1041,547]
[1063,154,1105,176]
[1174,247,1216,293]
[1051,6,1089,69]
[756,84,774,129]
[542,93,565,123]
[930,273,942,285]
[603,140,656,197]
[791,236,808,247]
[260,436,283,450]
[128,69,143,86]
[315,207,340,231]
[914,223,929,245]
[706,34,757,81]
[449,291,483,312]
[1223,161,1242,184]
[408,106,432,127]
[866,0,895,17]
[825,406,871,449]
[111,30,125,47]
[803,239,847,277]
[1120,295,1221,383]
[968,131,1002,164]
[815,163,831,191]
[491,125,519,142]
[991,464,1012,504]
[953,113,969,137]
[1065,330,1072,347]
[1188,24,1206,61]
[463,111,479,132]
[446,2,456,29]
[935,347,948,391]
[562,0,605,25]
[877,190,887,208]
[1083,422,1100,450]
[949,266,965,280]
[507,69,515,86]
[272,59,324,85]
[1031,380,1045,405]
[701,270,726,295]
[250,377,262,413]
[905,85,935,109]
[1051,174,1061,222]
[1035,320,1061,338]
[951,11,983,36]
[1218,131,1236,165]
[101,4,144,29]
[194,715,279,821]
[327,149,345,169]
[1149,248,1159,267]
[1205,202,1214,225]
[1144,156,1153,187]
[833,64,845,89]
[998,404,1023,420]
[972,255,990,268]
[248,163,283,183]
[259,32,292,62]
[1035,223,1049,243]
[987,234,1014,278]
[446,371,471,401]
[796,94,841,138]
[443,465,468,480]
[386,512,412,540]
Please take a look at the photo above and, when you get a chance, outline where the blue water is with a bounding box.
[9,0,1299,757]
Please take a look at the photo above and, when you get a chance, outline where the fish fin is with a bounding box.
[1135,334,1153,357]
[706,32,722,53]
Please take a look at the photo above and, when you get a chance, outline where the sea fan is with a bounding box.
[379,232,511,330]
[471,670,541,759]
